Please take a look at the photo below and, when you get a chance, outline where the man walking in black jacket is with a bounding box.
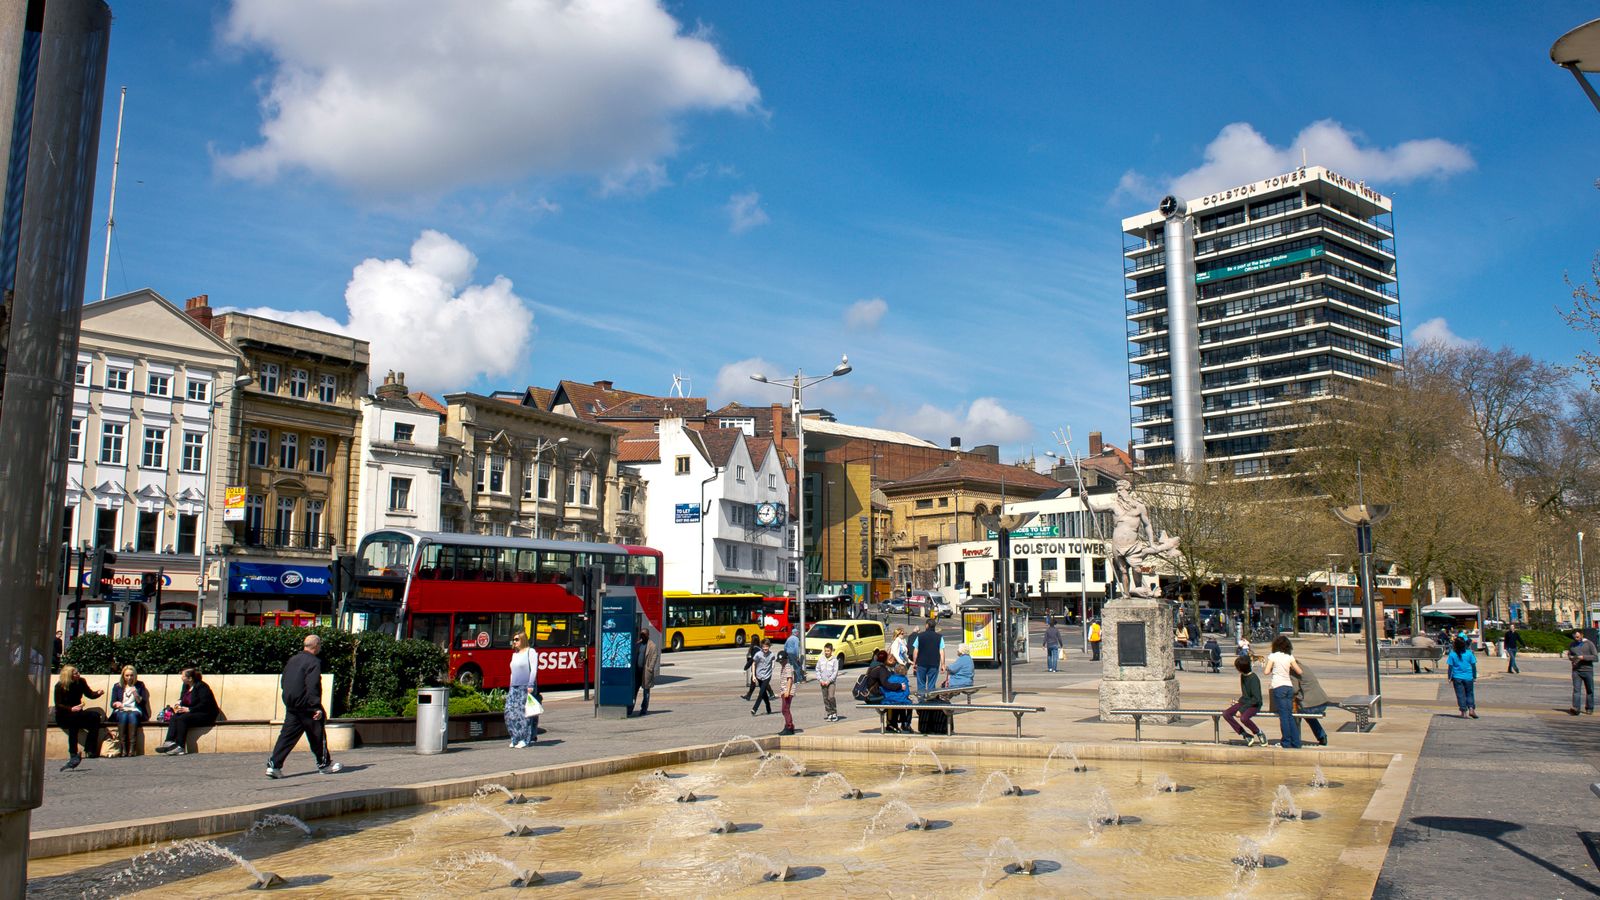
[266,634,342,778]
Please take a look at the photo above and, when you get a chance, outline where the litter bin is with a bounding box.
[415,686,448,755]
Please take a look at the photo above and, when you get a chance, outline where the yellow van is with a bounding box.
[803,619,887,667]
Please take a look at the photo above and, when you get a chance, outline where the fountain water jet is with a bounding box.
[893,745,947,784]
[445,850,541,887]
[1151,774,1178,796]
[432,801,538,837]
[1231,836,1264,890]
[133,840,284,890]
[1087,787,1123,833]
[807,771,864,803]
[751,753,805,779]
[712,734,769,766]
[1310,765,1330,789]
[1038,743,1087,784]
[474,783,530,805]
[245,814,314,838]
[1271,784,1302,821]
[977,771,1023,802]
[978,837,1037,885]
[860,800,930,846]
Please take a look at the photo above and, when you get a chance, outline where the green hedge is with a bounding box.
[60,626,446,716]
[1483,628,1575,654]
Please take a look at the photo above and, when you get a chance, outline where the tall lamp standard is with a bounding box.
[1551,18,1600,114]
[751,355,852,675]
[1047,434,1103,655]
[1325,552,1345,655]
[1578,531,1587,629]
[531,437,567,539]
[199,374,254,627]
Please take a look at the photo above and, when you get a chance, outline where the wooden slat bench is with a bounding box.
[1174,647,1220,672]
[1109,707,1326,743]
[855,702,1045,738]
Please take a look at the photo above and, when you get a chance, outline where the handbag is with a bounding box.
[524,690,544,718]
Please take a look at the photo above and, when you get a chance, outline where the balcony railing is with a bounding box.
[239,528,336,551]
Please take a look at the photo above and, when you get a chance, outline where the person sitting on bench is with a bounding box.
[944,644,975,689]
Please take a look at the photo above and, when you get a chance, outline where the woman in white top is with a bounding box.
[1263,635,1303,748]
[505,631,539,748]
[890,627,909,667]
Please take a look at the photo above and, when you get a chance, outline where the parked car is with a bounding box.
[933,598,954,619]
[881,598,907,615]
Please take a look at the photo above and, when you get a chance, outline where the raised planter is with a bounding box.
[335,711,508,747]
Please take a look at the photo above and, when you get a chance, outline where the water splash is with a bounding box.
[708,850,792,885]
[130,840,283,889]
[860,800,930,846]
[245,814,313,838]
[430,801,537,837]
[1150,774,1178,796]
[1310,764,1330,789]
[893,745,946,784]
[1230,836,1264,891]
[751,753,806,779]
[473,783,530,805]
[1270,784,1301,821]
[807,771,863,803]
[977,771,1022,803]
[1087,787,1120,835]
[1038,742,1086,784]
[712,734,769,767]
[441,850,541,887]
[978,836,1036,888]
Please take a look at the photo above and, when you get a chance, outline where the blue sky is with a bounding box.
[86,1,1598,459]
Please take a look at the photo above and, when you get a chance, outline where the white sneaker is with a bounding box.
[317,762,343,774]
[511,740,528,749]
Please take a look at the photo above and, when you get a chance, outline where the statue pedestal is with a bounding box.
[1098,595,1179,723]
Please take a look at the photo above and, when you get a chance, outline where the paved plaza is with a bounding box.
[29,626,1600,895]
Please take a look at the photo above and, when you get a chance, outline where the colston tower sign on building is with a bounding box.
[1122,166,1403,479]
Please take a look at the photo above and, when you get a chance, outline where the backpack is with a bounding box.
[851,672,878,702]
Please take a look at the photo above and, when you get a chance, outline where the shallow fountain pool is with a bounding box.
[28,747,1383,897]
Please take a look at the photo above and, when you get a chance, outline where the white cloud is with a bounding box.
[879,397,1034,446]
[218,0,760,194]
[236,230,534,391]
[844,297,888,330]
[1409,316,1475,349]
[1117,121,1474,204]
[726,191,769,233]
[713,356,782,405]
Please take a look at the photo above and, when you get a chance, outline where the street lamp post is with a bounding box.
[1333,502,1390,718]
[199,374,253,627]
[531,437,567,539]
[1047,432,1104,655]
[752,356,852,676]
[1326,552,1345,655]
[1551,18,1600,114]
[1578,531,1587,629]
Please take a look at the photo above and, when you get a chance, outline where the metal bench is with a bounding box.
[1377,646,1443,672]
[855,702,1045,738]
[1109,707,1325,743]
[1174,647,1220,673]
[921,686,983,705]
[1338,694,1381,731]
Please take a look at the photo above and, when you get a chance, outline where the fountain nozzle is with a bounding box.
[763,865,793,882]
[843,789,864,800]
[511,870,544,887]
[676,791,698,803]
[249,872,285,890]
[711,821,739,834]
[506,793,529,805]
[505,825,537,837]
[1010,860,1037,876]
[907,817,930,831]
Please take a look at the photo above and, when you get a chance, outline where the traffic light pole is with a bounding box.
[72,550,85,639]
[153,567,164,634]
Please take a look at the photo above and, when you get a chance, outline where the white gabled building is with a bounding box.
[634,418,792,594]
[355,372,452,536]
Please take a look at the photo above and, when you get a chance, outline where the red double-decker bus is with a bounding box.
[761,594,854,642]
[352,529,663,690]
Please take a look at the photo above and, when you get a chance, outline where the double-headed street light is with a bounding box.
[1551,18,1600,114]
[751,355,852,674]
[1047,436,1102,654]
[531,437,568,539]
[200,373,254,626]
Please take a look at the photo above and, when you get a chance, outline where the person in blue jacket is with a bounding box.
[943,644,976,689]
[1446,636,1478,718]
[880,664,912,733]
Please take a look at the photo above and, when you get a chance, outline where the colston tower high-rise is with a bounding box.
[1122,166,1402,479]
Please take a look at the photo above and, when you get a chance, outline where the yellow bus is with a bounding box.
[663,592,766,651]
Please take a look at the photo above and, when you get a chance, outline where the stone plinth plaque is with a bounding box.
[1098,595,1178,723]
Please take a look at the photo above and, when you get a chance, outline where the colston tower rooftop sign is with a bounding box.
[1185,165,1393,213]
